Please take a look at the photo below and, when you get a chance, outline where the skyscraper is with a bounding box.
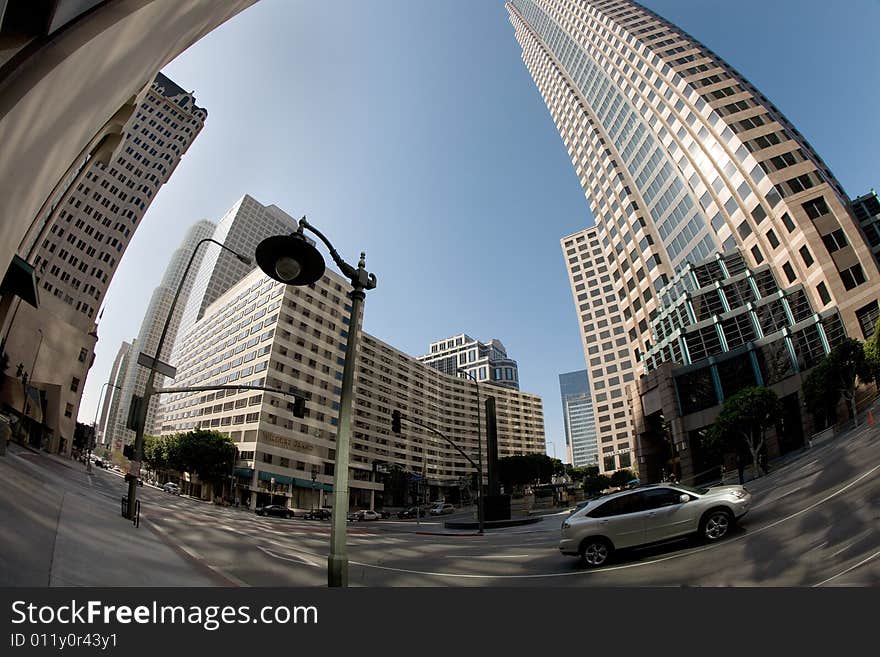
[418,334,521,390]
[99,340,131,452]
[509,0,880,471]
[0,72,206,453]
[559,370,598,468]
[175,194,299,342]
[104,220,215,450]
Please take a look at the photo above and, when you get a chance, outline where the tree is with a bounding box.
[804,338,870,427]
[174,429,236,493]
[863,318,880,383]
[143,434,180,478]
[609,469,636,488]
[582,471,610,496]
[497,454,558,491]
[707,386,781,478]
[72,422,94,452]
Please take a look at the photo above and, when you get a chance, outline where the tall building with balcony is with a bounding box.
[159,269,545,509]
[559,370,598,468]
[103,220,215,450]
[418,334,521,390]
[509,0,880,471]
[0,72,206,453]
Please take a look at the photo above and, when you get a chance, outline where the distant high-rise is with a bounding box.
[851,190,880,296]
[175,195,299,343]
[99,340,131,451]
[559,370,598,468]
[105,220,215,449]
[0,72,206,453]
[418,334,520,390]
[509,0,880,471]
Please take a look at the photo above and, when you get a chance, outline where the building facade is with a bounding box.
[99,341,132,452]
[632,250,846,483]
[851,190,880,298]
[159,268,545,509]
[175,195,300,342]
[509,0,880,471]
[418,334,521,390]
[559,370,598,468]
[0,73,206,453]
[103,220,215,451]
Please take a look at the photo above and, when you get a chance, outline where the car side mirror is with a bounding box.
[679,494,691,503]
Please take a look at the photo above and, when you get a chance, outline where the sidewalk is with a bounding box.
[0,444,221,587]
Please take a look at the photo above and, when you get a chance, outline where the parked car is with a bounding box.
[429,503,455,516]
[305,508,331,520]
[378,510,391,519]
[346,511,360,522]
[397,506,425,519]
[162,482,180,495]
[93,458,104,469]
[358,510,381,521]
[559,484,751,567]
[255,504,294,518]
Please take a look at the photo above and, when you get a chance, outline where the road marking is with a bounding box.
[829,542,855,559]
[813,550,880,587]
[257,545,320,568]
[442,554,531,559]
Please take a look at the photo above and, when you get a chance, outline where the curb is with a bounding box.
[414,531,484,537]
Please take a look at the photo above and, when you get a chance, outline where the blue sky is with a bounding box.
[80,0,880,462]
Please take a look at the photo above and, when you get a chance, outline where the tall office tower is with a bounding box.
[99,340,132,451]
[509,0,880,469]
[105,220,215,449]
[0,72,206,454]
[160,267,545,509]
[418,334,521,390]
[175,195,299,343]
[97,340,131,447]
[851,190,880,285]
[559,370,598,468]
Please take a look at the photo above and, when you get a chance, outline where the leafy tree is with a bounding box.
[609,469,636,488]
[175,429,237,492]
[707,386,780,478]
[143,434,180,477]
[497,454,557,491]
[569,465,597,483]
[73,422,94,452]
[582,472,610,496]
[804,338,870,427]
[863,318,880,383]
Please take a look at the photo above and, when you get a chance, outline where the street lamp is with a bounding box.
[256,216,376,588]
[15,328,43,444]
[90,381,121,472]
[126,238,252,519]
[456,368,484,535]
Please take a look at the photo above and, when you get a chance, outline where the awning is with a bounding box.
[234,467,253,478]
[1,255,39,308]
[258,470,292,485]
[293,477,332,492]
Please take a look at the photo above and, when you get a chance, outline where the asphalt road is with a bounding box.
[4,421,878,587]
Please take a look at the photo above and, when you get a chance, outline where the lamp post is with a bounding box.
[255,216,376,588]
[457,368,484,535]
[16,329,43,444]
[126,238,251,519]
[90,381,120,472]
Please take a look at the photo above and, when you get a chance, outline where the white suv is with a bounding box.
[560,484,751,567]
[429,503,455,515]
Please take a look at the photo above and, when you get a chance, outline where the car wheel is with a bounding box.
[579,537,612,568]
[700,509,733,541]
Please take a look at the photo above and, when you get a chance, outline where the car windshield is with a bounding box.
[673,483,709,495]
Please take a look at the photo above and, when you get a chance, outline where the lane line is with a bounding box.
[257,545,320,568]
[813,550,880,587]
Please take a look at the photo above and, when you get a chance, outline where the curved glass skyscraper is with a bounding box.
[508,0,880,472]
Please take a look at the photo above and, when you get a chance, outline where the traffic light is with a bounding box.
[391,409,401,434]
[292,396,306,418]
[123,443,135,460]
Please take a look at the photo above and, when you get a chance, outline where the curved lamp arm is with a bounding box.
[298,217,377,291]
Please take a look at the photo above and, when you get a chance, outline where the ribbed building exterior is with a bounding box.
[99,340,131,451]
[509,0,880,472]
[103,220,215,450]
[159,267,545,509]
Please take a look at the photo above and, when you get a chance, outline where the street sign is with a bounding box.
[137,351,177,379]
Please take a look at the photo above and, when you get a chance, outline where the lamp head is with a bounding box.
[255,233,325,286]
